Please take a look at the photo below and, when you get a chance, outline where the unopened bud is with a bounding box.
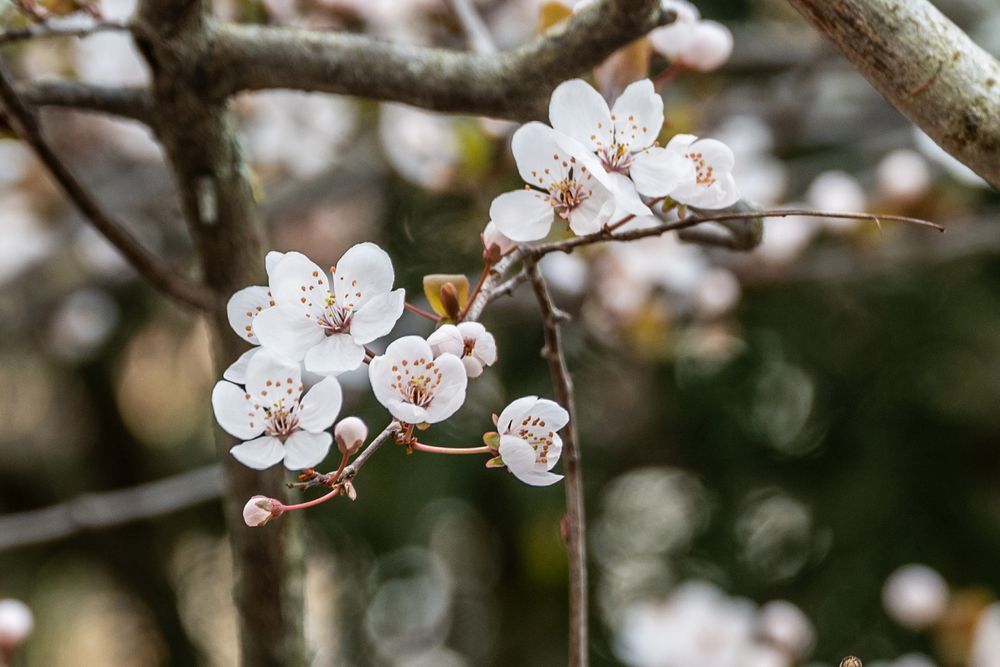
[840,657,862,667]
[243,495,282,527]
[0,599,34,651]
[482,221,515,261]
[343,481,358,501]
[677,20,733,72]
[335,416,368,455]
[439,282,461,321]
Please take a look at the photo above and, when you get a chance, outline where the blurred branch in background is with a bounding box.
[787,0,1000,190]
[443,0,496,55]
[0,19,128,44]
[0,465,222,552]
[18,81,154,122]
[0,59,212,309]
[208,0,673,120]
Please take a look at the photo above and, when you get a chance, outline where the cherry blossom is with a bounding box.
[489,122,616,242]
[549,78,686,213]
[252,244,405,375]
[369,336,468,424]
[496,396,569,486]
[638,134,739,208]
[649,3,734,73]
[882,563,949,631]
[213,349,343,470]
[482,221,516,258]
[427,322,498,378]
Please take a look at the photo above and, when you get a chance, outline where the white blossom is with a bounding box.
[369,336,468,424]
[496,396,569,486]
[548,78,687,212]
[650,7,734,73]
[213,350,343,470]
[482,221,517,257]
[489,122,617,242]
[882,564,949,631]
[427,322,498,378]
[639,134,739,208]
[253,244,405,376]
[758,600,815,659]
[877,149,931,203]
[972,602,1000,667]
[0,598,33,650]
[335,416,368,455]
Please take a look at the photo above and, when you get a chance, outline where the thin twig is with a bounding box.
[18,80,155,122]
[0,56,213,310]
[0,19,129,44]
[443,0,497,55]
[523,256,588,667]
[0,464,223,552]
[338,422,401,485]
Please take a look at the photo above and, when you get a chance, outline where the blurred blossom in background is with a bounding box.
[1,0,1000,665]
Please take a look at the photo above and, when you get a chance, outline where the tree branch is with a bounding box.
[17,81,155,122]
[786,0,1000,190]
[523,256,589,667]
[0,19,129,44]
[0,59,213,310]
[0,465,222,552]
[207,0,672,120]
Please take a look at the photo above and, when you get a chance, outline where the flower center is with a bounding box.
[599,142,633,174]
[548,173,594,220]
[685,151,717,187]
[389,358,445,409]
[319,297,353,336]
[264,399,299,441]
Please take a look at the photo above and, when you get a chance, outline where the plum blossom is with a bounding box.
[427,322,498,378]
[650,3,734,73]
[489,122,617,242]
[253,244,405,375]
[496,396,569,486]
[369,336,468,424]
[482,221,516,258]
[882,563,949,631]
[549,78,687,214]
[213,350,343,470]
[641,134,739,208]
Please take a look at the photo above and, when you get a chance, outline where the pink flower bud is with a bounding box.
[335,417,368,455]
[243,495,282,527]
[482,221,516,257]
[0,599,33,650]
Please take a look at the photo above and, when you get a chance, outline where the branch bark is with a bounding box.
[0,58,212,310]
[207,0,671,120]
[523,256,589,667]
[786,0,1000,190]
[18,81,155,122]
[132,1,306,663]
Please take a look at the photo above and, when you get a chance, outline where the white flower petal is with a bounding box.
[333,242,395,310]
[421,353,468,423]
[246,349,303,406]
[385,399,429,424]
[268,251,329,314]
[297,376,343,432]
[497,395,539,432]
[282,430,333,470]
[549,78,612,152]
[610,78,663,152]
[630,146,692,197]
[227,285,273,343]
[230,435,285,470]
[608,171,651,216]
[212,380,263,440]
[490,189,554,242]
[499,435,563,486]
[253,305,326,361]
[462,356,484,378]
[511,121,571,186]
[427,324,465,358]
[304,333,366,375]
[223,347,259,384]
[566,181,616,235]
[264,250,286,278]
[350,288,404,344]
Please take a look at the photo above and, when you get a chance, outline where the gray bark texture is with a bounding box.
[787,0,1000,190]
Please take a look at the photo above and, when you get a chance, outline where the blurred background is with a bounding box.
[1,0,999,664]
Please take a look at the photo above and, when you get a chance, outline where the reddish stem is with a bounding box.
[653,62,685,87]
[280,487,340,511]
[405,302,441,322]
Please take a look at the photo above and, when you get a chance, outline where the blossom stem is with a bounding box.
[410,442,493,455]
[327,452,351,486]
[652,62,685,87]
[458,261,494,321]
[404,302,441,322]
[279,487,340,511]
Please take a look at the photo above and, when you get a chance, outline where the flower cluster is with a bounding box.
[488,77,738,244]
